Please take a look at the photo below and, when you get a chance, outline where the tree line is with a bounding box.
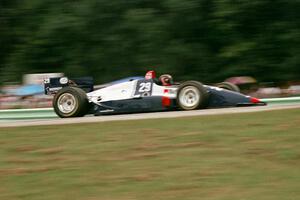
[0,0,299,84]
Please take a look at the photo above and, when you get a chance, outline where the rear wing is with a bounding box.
[44,77,94,95]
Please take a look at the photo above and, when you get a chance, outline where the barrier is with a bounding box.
[0,97,299,120]
[261,96,300,104]
[0,108,56,120]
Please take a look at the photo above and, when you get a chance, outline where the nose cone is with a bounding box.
[250,97,267,105]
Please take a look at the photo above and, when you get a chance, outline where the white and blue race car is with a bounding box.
[44,71,266,118]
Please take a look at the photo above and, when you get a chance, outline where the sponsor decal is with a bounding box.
[100,109,114,113]
[44,78,50,84]
[49,87,62,91]
[208,86,223,91]
[59,77,69,84]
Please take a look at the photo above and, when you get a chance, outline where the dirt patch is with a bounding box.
[6,156,68,164]
[239,137,272,145]
[171,142,207,148]
[0,166,60,176]
[126,152,161,160]
[33,147,64,155]
[14,145,39,152]
[133,141,213,152]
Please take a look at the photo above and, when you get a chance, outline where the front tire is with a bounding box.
[176,81,209,110]
[216,82,240,93]
[53,87,89,118]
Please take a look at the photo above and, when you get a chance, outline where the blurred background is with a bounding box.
[0,0,299,109]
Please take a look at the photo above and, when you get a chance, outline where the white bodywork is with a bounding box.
[87,79,178,105]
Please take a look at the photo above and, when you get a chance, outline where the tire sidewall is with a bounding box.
[53,87,88,118]
[216,82,240,93]
[176,81,209,110]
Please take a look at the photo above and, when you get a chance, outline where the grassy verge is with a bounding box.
[0,109,300,200]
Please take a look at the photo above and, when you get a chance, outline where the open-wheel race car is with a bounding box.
[44,71,266,118]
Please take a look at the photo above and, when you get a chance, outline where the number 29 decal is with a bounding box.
[138,82,151,92]
[134,80,153,96]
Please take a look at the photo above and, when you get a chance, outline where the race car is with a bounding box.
[44,71,266,118]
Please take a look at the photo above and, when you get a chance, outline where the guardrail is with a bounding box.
[1,97,300,120]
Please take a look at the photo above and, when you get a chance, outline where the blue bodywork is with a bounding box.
[205,86,253,107]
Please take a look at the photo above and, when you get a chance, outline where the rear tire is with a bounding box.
[176,81,209,110]
[53,87,89,118]
[216,82,240,93]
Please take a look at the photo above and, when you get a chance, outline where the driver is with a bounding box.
[145,70,173,86]
[159,74,173,86]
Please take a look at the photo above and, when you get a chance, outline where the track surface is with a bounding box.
[1,103,300,128]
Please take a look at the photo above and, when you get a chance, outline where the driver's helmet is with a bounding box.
[145,70,156,79]
[159,74,173,86]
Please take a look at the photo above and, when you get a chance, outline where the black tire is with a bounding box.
[176,81,209,110]
[216,82,240,93]
[53,87,89,118]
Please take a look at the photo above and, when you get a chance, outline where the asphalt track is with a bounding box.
[1,103,300,128]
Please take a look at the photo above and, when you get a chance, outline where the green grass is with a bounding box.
[0,109,300,200]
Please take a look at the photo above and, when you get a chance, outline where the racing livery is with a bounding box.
[44,72,266,118]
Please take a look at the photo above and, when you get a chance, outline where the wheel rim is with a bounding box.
[57,93,77,114]
[179,86,200,108]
